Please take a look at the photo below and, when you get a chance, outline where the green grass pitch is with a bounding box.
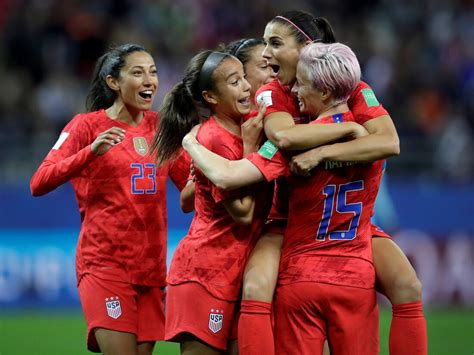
[0,308,472,354]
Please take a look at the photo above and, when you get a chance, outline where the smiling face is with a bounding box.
[292,61,325,116]
[262,22,304,87]
[112,51,158,113]
[243,44,276,102]
[207,57,252,120]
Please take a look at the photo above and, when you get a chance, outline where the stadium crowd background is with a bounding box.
[0,1,473,353]
[0,0,472,183]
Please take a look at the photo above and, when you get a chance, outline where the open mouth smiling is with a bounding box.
[139,90,153,99]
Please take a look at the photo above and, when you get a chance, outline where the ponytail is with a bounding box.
[151,80,199,164]
[313,17,336,44]
[86,53,115,112]
[152,50,231,165]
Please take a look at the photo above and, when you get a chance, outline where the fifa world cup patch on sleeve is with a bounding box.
[258,139,278,159]
[361,89,380,107]
[52,132,70,150]
[256,90,273,107]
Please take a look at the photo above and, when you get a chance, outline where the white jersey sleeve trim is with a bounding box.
[52,132,70,150]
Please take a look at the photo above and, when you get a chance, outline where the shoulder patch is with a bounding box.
[258,139,278,159]
[52,132,70,150]
[361,89,380,107]
[256,90,273,107]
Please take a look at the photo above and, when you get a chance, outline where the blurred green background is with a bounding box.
[1,309,473,354]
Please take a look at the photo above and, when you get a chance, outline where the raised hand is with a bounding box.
[91,127,126,156]
[242,104,266,154]
[182,124,201,149]
[290,146,324,177]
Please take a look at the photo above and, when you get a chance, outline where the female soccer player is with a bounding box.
[257,11,426,355]
[30,44,190,355]
[224,38,277,111]
[183,41,382,354]
[183,10,426,355]
[178,38,276,215]
[151,50,272,354]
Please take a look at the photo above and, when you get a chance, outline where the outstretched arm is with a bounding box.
[314,115,399,162]
[263,111,367,151]
[31,126,125,196]
[182,133,264,191]
[290,115,400,173]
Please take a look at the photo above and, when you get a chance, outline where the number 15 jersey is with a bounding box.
[247,111,383,290]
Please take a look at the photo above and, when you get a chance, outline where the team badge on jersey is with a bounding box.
[208,309,224,333]
[133,137,149,156]
[256,90,273,107]
[105,297,122,319]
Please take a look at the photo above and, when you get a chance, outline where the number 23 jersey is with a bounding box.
[30,110,189,287]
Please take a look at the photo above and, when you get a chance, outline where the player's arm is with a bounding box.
[263,110,367,151]
[318,82,399,162]
[30,125,125,196]
[273,120,367,150]
[182,133,264,191]
[311,115,399,162]
[168,150,195,213]
[222,191,256,225]
[180,179,195,213]
[30,149,95,196]
[290,115,399,173]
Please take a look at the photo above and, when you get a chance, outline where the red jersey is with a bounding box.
[247,112,383,289]
[255,79,388,125]
[256,79,302,223]
[256,79,307,124]
[167,116,272,301]
[30,110,190,287]
[349,81,389,125]
[254,80,389,226]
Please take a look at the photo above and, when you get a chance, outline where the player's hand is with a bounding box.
[242,104,265,153]
[182,124,201,150]
[91,127,125,156]
[189,160,195,182]
[290,147,324,177]
[188,124,201,138]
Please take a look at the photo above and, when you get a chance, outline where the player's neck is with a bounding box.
[106,103,144,127]
[213,113,242,137]
[317,101,349,119]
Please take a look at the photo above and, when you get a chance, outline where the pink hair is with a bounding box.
[299,42,361,102]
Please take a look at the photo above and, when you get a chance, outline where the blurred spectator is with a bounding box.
[0,0,472,182]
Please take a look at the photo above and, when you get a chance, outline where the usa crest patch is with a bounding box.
[208,309,224,333]
[105,297,122,319]
[133,137,149,156]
